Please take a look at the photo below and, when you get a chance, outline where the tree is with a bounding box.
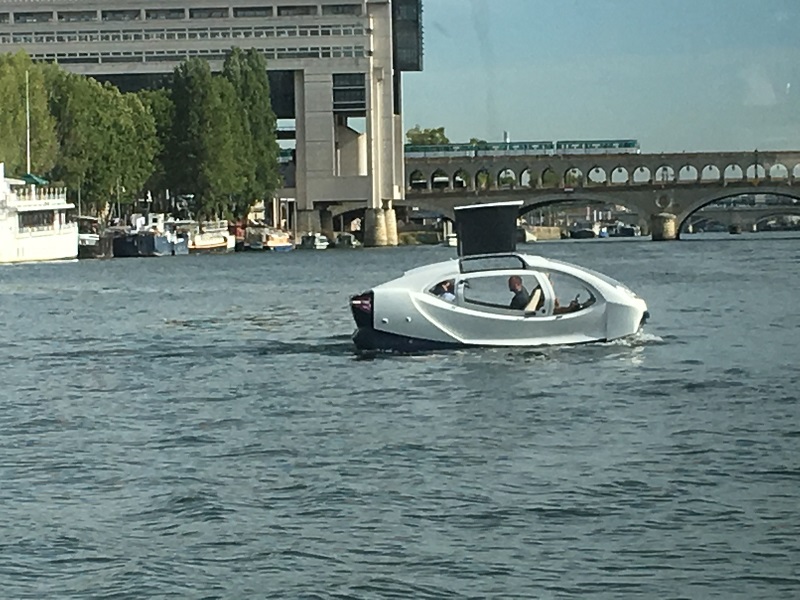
[406,124,449,145]
[0,52,57,175]
[222,48,281,219]
[168,57,247,220]
[138,88,174,204]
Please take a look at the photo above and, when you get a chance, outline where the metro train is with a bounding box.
[404,139,640,158]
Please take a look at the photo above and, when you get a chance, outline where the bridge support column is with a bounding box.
[384,207,398,246]
[319,208,335,242]
[296,209,321,237]
[364,207,388,247]
[651,212,677,241]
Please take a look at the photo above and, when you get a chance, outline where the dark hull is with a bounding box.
[113,233,189,257]
[78,235,113,259]
[353,327,465,353]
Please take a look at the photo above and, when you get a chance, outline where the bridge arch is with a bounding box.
[610,166,630,184]
[564,167,584,186]
[520,168,533,187]
[498,167,517,189]
[431,168,449,190]
[746,163,766,180]
[540,167,559,187]
[587,166,608,185]
[632,166,651,184]
[701,164,721,182]
[793,164,800,180]
[678,165,699,183]
[655,165,675,183]
[769,163,789,180]
[408,169,427,190]
[475,168,491,190]
[723,164,744,182]
[453,168,470,189]
[677,188,800,234]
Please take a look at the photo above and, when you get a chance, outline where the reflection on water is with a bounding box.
[0,234,799,598]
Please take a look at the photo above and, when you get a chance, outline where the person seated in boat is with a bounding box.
[507,275,530,309]
[432,279,456,302]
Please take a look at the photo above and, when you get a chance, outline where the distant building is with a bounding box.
[0,0,424,244]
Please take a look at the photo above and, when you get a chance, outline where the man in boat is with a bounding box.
[507,275,530,309]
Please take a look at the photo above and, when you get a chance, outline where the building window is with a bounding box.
[146,9,185,20]
[189,8,228,19]
[0,13,9,24]
[13,12,53,24]
[57,10,97,22]
[102,10,140,22]
[277,6,317,17]
[322,4,362,16]
[234,7,273,18]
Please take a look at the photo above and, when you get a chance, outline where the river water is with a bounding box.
[1,232,798,599]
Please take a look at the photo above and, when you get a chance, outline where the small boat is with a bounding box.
[77,216,113,259]
[569,221,599,239]
[442,233,458,247]
[349,201,649,353]
[244,224,293,251]
[334,232,362,248]
[299,232,330,250]
[729,224,742,235]
[112,213,189,257]
[181,220,236,253]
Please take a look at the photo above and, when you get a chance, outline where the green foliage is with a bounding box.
[0,52,57,175]
[1,48,280,221]
[221,48,281,219]
[137,88,174,197]
[406,125,449,145]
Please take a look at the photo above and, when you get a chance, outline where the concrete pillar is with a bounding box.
[319,208,334,242]
[364,208,388,247]
[651,212,677,241]
[296,209,321,236]
[384,208,398,246]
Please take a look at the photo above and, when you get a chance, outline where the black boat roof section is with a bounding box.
[454,201,523,258]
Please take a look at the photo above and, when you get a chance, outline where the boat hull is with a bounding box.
[78,232,113,259]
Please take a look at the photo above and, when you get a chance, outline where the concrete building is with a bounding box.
[0,0,423,245]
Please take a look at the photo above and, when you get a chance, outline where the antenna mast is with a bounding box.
[25,70,31,174]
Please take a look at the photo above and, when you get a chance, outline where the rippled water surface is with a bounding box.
[1,233,799,598]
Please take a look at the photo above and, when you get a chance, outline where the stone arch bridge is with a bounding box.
[323,149,800,240]
[392,150,800,238]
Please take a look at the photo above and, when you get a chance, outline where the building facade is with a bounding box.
[0,0,423,245]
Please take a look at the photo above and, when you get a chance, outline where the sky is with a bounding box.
[401,0,800,153]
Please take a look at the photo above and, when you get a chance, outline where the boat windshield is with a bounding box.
[459,254,526,273]
[546,258,635,294]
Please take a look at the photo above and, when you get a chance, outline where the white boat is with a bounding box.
[350,201,649,352]
[181,219,235,253]
[0,162,78,264]
[299,232,330,250]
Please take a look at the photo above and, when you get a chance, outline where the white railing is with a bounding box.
[15,186,68,203]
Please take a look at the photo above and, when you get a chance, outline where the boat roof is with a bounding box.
[454,200,523,258]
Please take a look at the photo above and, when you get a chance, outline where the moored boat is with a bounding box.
[180,219,236,253]
[77,216,113,259]
[299,232,330,250]
[0,163,78,264]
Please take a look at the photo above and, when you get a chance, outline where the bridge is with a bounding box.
[362,149,800,240]
[687,205,800,231]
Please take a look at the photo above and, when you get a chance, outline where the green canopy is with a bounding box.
[21,173,49,185]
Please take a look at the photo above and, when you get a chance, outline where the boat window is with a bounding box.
[547,272,596,314]
[460,254,525,273]
[461,272,544,311]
